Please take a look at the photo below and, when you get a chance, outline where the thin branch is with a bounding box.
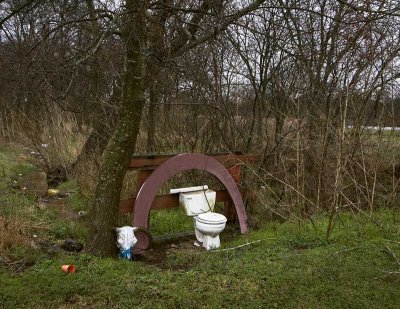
[384,244,400,267]
[0,0,36,28]
[172,0,267,57]
[211,239,265,252]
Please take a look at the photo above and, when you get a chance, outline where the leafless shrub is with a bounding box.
[0,107,87,172]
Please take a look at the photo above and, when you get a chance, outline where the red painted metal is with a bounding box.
[132,153,250,251]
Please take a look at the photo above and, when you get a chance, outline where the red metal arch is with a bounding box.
[132,153,249,251]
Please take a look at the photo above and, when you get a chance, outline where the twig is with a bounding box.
[376,245,400,279]
[211,239,266,252]
[329,246,361,257]
[381,270,400,275]
[383,239,400,245]
[374,270,400,280]
[384,244,400,267]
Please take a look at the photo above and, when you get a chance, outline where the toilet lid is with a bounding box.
[197,212,227,224]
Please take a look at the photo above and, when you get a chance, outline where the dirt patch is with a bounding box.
[134,228,241,269]
[135,235,201,269]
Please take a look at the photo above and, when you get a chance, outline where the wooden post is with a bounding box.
[137,169,153,192]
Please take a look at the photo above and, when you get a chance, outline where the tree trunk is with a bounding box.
[87,1,145,257]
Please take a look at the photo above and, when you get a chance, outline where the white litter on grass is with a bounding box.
[78,211,87,217]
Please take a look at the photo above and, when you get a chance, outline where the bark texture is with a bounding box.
[87,0,145,256]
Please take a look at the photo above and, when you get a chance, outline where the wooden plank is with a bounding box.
[119,195,178,213]
[119,189,245,213]
[228,165,242,184]
[128,153,258,169]
[137,169,153,191]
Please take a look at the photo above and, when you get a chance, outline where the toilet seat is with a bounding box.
[197,212,227,225]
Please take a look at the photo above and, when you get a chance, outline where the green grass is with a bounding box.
[1,143,400,308]
[1,209,400,308]
[150,208,196,236]
[0,146,88,255]
[57,179,90,213]
[0,148,37,218]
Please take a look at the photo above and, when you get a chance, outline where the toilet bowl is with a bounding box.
[171,186,227,250]
[195,212,227,250]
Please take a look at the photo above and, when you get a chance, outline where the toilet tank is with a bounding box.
[177,189,216,216]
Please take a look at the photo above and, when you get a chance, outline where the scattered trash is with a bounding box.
[41,144,48,148]
[61,265,76,273]
[33,234,38,238]
[47,188,59,196]
[78,210,87,217]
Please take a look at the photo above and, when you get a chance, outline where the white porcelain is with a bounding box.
[178,189,216,216]
[195,212,227,250]
[196,212,227,225]
[196,213,226,237]
[202,234,221,251]
[170,185,208,194]
[175,186,226,250]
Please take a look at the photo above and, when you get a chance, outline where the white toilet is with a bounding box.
[170,186,227,250]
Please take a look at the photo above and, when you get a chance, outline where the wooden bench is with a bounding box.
[119,152,257,221]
